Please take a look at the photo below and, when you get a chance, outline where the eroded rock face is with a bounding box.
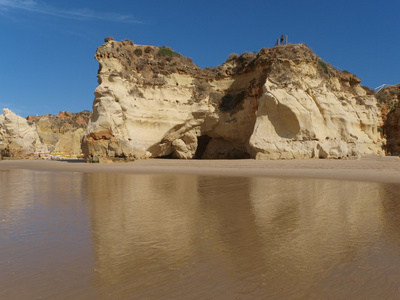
[0,108,42,158]
[27,111,91,155]
[378,84,400,155]
[384,109,400,154]
[81,41,384,161]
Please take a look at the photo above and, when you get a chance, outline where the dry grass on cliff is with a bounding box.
[26,111,91,132]
[96,39,378,119]
[376,85,400,111]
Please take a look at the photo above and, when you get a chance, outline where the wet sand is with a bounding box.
[2,159,400,298]
[1,155,400,183]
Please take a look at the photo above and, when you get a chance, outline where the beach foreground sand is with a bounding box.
[1,155,400,184]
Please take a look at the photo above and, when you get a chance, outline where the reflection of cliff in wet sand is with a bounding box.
[2,166,400,298]
[83,173,400,299]
[0,170,94,300]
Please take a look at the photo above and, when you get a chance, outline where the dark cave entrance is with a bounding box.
[194,135,212,159]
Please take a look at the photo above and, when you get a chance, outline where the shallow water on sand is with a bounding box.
[1,170,400,299]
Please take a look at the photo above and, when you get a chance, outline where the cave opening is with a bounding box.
[159,152,174,159]
[194,135,212,159]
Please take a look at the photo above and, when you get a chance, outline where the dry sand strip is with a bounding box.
[1,156,400,184]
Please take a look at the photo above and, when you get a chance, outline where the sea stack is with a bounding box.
[81,39,384,162]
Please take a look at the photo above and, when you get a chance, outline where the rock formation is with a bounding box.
[378,84,400,154]
[27,111,91,155]
[81,40,385,162]
[0,109,91,159]
[0,108,42,158]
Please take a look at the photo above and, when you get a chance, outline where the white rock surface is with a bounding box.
[0,108,42,157]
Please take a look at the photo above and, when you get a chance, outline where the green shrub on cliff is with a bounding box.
[376,92,389,102]
[318,60,329,74]
[134,48,143,56]
[157,48,181,58]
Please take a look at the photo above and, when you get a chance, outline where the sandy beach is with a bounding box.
[2,155,400,299]
[1,155,400,183]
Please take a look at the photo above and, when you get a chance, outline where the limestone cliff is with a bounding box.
[81,40,384,162]
[27,111,91,155]
[378,84,400,154]
[0,108,42,158]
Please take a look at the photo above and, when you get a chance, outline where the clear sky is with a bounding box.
[1,0,399,117]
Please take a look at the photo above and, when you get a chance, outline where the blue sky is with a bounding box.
[0,0,399,117]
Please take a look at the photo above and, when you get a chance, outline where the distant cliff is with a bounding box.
[27,111,91,155]
[377,84,400,154]
[81,39,384,162]
[0,108,42,158]
[0,109,91,159]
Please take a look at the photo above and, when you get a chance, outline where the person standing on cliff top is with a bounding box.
[275,35,285,47]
